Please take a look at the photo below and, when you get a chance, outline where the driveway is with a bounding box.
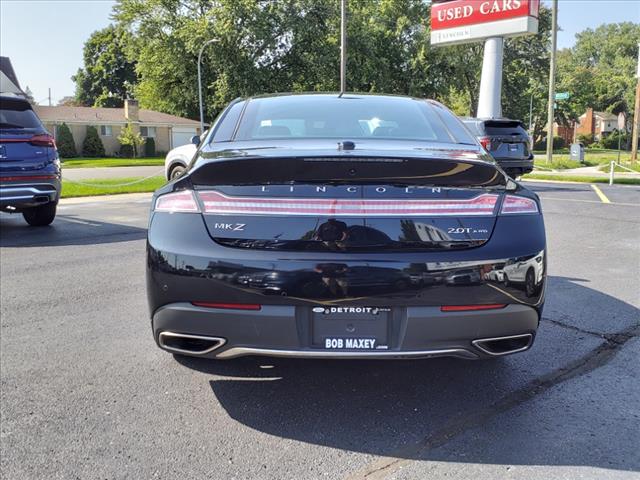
[1,182,638,479]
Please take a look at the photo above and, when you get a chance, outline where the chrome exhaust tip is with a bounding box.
[472,333,533,356]
[158,332,226,356]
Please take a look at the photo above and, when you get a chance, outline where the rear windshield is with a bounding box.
[484,120,525,136]
[0,99,43,129]
[233,95,477,145]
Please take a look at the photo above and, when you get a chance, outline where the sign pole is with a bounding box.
[477,37,504,118]
[545,0,558,164]
[631,43,640,163]
[340,0,347,95]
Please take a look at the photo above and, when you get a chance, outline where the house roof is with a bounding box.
[593,111,617,121]
[0,56,24,95]
[33,105,200,127]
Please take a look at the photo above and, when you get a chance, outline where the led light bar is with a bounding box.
[197,191,499,217]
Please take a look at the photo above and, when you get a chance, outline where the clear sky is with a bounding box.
[1,0,638,105]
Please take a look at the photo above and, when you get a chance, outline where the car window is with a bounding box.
[0,99,43,129]
[211,101,244,143]
[234,95,475,144]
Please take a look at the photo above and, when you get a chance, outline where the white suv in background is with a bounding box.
[164,130,207,180]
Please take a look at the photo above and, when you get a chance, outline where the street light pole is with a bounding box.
[340,0,347,94]
[198,38,219,133]
[631,42,640,163]
[545,0,558,164]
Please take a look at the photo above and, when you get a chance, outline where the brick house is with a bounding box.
[35,99,201,156]
[574,108,617,141]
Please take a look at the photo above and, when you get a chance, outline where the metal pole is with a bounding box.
[477,37,504,118]
[546,0,558,164]
[631,43,640,163]
[609,161,615,186]
[340,0,347,94]
[198,39,219,133]
[528,92,533,131]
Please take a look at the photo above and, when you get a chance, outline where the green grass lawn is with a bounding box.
[534,149,633,168]
[523,173,640,185]
[61,157,165,168]
[61,176,166,198]
[597,162,640,173]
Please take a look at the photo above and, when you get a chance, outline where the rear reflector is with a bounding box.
[441,304,506,312]
[191,302,261,310]
[198,191,499,217]
[500,195,539,215]
[0,175,57,182]
[155,191,200,213]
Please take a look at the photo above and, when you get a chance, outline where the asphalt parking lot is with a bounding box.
[1,181,638,480]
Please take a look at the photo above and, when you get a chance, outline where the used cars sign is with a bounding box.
[431,0,539,46]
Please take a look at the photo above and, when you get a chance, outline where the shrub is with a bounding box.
[119,144,134,157]
[533,136,565,151]
[117,124,145,157]
[576,133,595,146]
[82,126,106,157]
[144,137,156,157]
[56,123,77,158]
[600,130,628,150]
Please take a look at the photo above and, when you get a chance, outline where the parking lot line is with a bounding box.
[590,184,610,204]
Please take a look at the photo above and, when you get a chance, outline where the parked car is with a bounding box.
[147,93,546,360]
[164,130,207,180]
[461,117,534,178]
[0,94,61,226]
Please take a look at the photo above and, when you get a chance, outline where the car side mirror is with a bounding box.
[191,135,201,146]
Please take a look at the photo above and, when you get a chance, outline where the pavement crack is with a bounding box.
[541,316,606,338]
[346,324,640,480]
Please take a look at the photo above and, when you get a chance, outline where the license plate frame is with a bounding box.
[311,306,390,350]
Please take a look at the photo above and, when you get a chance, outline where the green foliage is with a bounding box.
[576,133,595,146]
[556,23,640,130]
[56,123,77,158]
[144,137,156,157]
[82,126,106,157]
[598,130,629,150]
[534,136,566,151]
[117,124,145,157]
[73,25,137,107]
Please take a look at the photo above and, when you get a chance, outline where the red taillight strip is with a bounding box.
[441,304,506,312]
[197,191,499,217]
[0,135,56,147]
[0,175,57,182]
[192,302,261,310]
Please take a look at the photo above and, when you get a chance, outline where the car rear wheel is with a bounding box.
[170,165,186,180]
[22,202,57,226]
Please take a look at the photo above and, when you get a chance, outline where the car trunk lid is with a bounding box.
[187,147,506,252]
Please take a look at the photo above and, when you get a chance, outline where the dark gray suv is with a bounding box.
[461,118,534,178]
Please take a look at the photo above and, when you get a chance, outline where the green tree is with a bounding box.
[556,23,640,139]
[118,124,145,157]
[82,126,106,157]
[73,25,137,107]
[56,123,77,158]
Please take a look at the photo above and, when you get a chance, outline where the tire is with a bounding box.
[22,202,57,227]
[169,164,186,180]
[503,274,510,288]
[525,269,536,297]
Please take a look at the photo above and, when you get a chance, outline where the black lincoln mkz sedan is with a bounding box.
[146,94,546,360]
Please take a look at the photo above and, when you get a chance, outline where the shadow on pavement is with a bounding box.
[0,213,146,247]
[176,276,639,474]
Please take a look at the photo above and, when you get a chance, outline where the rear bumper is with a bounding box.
[152,302,539,360]
[494,156,534,173]
[0,179,61,210]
